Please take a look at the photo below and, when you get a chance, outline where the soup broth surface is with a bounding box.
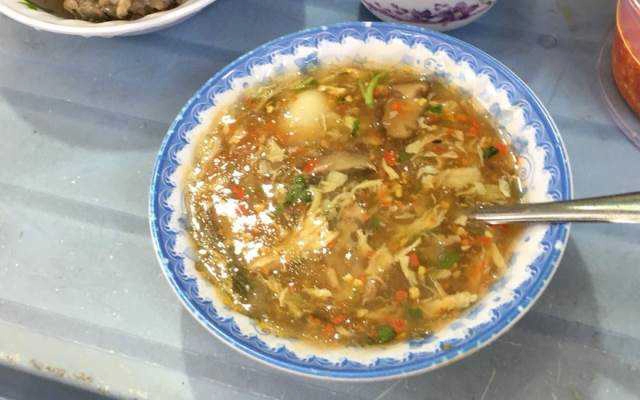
[185,65,521,346]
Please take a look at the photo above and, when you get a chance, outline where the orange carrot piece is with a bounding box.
[389,100,404,112]
[394,290,408,302]
[467,261,486,292]
[408,252,420,268]
[331,315,347,325]
[495,142,509,155]
[390,318,407,333]
[468,118,480,136]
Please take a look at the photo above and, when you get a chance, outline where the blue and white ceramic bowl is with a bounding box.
[361,0,497,31]
[150,22,572,381]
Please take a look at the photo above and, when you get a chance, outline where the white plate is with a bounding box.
[0,0,216,37]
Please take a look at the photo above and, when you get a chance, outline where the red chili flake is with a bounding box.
[383,150,397,167]
[303,159,317,174]
[408,252,420,268]
[390,318,407,333]
[322,323,335,336]
[331,315,347,325]
[230,184,245,199]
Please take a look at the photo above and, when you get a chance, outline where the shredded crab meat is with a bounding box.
[314,152,375,173]
[356,229,373,257]
[405,133,445,154]
[319,171,348,193]
[265,138,286,162]
[304,287,333,299]
[326,268,340,288]
[420,292,478,318]
[489,242,507,272]
[398,256,419,286]
[381,159,400,180]
[417,165,438,177]
[436,167,482,190]
[365,246,395,277]
[499,177,512,197]
[248,189,337,272]
[326,179,382,211]
[393,206,446,246]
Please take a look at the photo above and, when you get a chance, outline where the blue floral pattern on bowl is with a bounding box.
[149,22,572,380]
[363,1,493,23]
[361,0,496,31]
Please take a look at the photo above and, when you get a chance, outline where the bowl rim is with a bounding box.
[149,21,573,381]
[0,0,216,36]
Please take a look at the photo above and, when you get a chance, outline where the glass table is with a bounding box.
[1,0,639,398]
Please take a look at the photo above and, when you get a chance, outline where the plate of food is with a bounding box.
[149,22,572,380]
[0,0,216,37]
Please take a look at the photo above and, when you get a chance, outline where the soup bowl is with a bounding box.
[150,22,572,380]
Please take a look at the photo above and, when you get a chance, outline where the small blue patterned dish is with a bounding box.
[149,22,572,381]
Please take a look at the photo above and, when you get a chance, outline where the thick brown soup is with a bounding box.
[185,65,521,346]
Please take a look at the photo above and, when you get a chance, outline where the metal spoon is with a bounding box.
[469,192,640,224]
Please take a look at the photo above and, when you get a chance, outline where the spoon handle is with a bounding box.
[470,192,640,224]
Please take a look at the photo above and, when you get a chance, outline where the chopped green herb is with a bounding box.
[377,324,396,343]
[351,118,360,137]
[293,77,318,91]
[368,215,382,230]
[407,307,423,319]
[397,150,411,163]
[283,174,313,207]
[358,80,366,102]
[362,72,387,108]
[293,175,306,185]
[439,249,461,268]
[428,104,443,114]
[300,190,313,203]
[20,0,40,10]
[483,146,499,160]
